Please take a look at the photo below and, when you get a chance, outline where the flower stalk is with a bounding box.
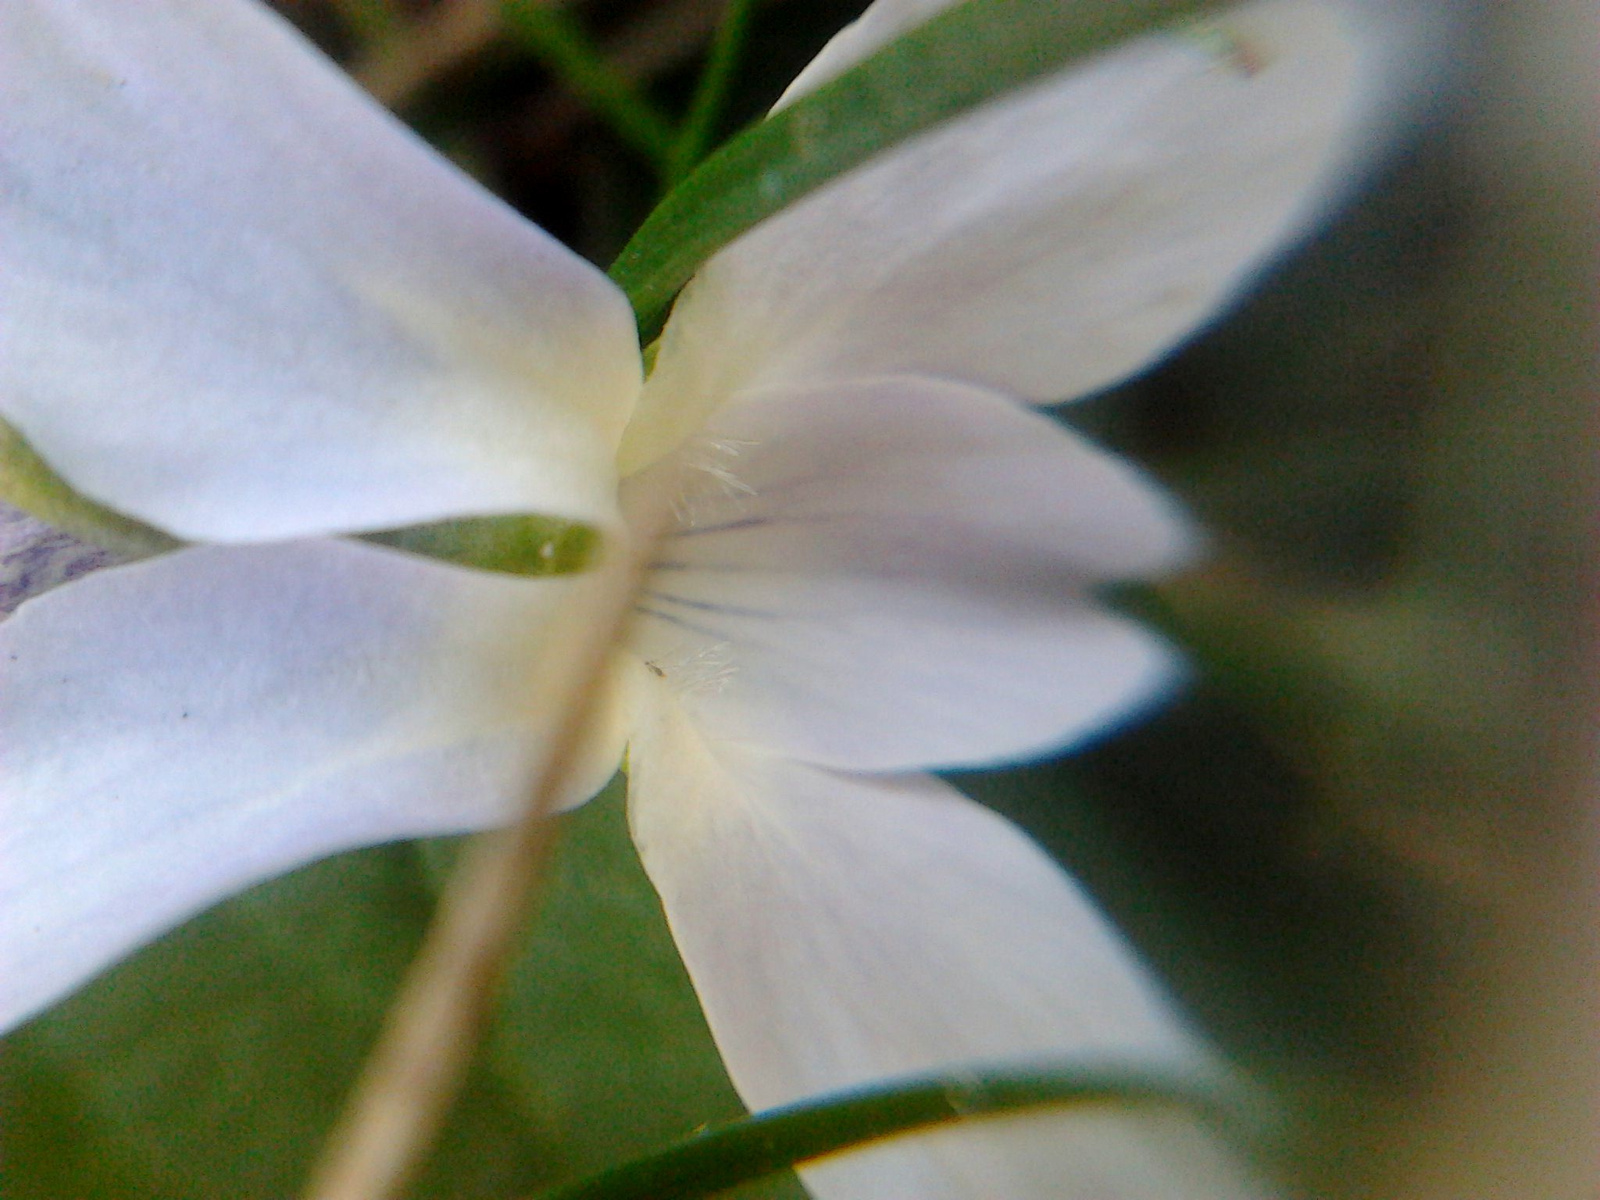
[303,466,684,1200]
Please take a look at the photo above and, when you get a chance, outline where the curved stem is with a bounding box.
[536,1060,1264,1200]
[502,0,677,170]
[664,0,759,188]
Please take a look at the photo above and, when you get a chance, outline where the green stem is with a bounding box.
[535,1061,1259,1200]
[663,0,759,188]
[501,1,676,170]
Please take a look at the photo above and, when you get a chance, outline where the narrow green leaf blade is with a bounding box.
[539,1060,1259,1200]
[609,0,1221,337]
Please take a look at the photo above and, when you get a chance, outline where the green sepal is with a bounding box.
[0,418,180,558]
[361,514,601,577]
[1,415,601,578]
[609,0,1221,340]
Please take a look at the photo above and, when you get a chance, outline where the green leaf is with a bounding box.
[0,417,179,559]
[0,847,543,1199]
[539,1060,1259,1200]
[609,0,1221,339]
[0,783,798,1198]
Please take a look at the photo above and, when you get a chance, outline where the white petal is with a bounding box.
[772,0,954,107]
[627,686,1261,1200]
[0,540,630,1031]
[620,0,1358,471]
[0,0,640,541]
[625,377,1192,771]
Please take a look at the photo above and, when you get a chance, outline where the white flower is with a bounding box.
[0,1,1364,1197]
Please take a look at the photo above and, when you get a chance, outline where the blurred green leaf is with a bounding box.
[610,0,1219,338]
[430,781,807,1198]
[0,846,541,1198]
[0,783,797,1198]
[330,0,400,43]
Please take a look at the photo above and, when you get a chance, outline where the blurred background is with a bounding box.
[1,2,1593,1197]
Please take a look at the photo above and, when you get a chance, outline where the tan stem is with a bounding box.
[301,468,681,1200]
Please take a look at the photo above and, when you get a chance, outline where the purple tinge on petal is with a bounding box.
[0,504,118,616]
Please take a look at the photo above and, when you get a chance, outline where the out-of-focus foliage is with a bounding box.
[0,782,802,1199]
